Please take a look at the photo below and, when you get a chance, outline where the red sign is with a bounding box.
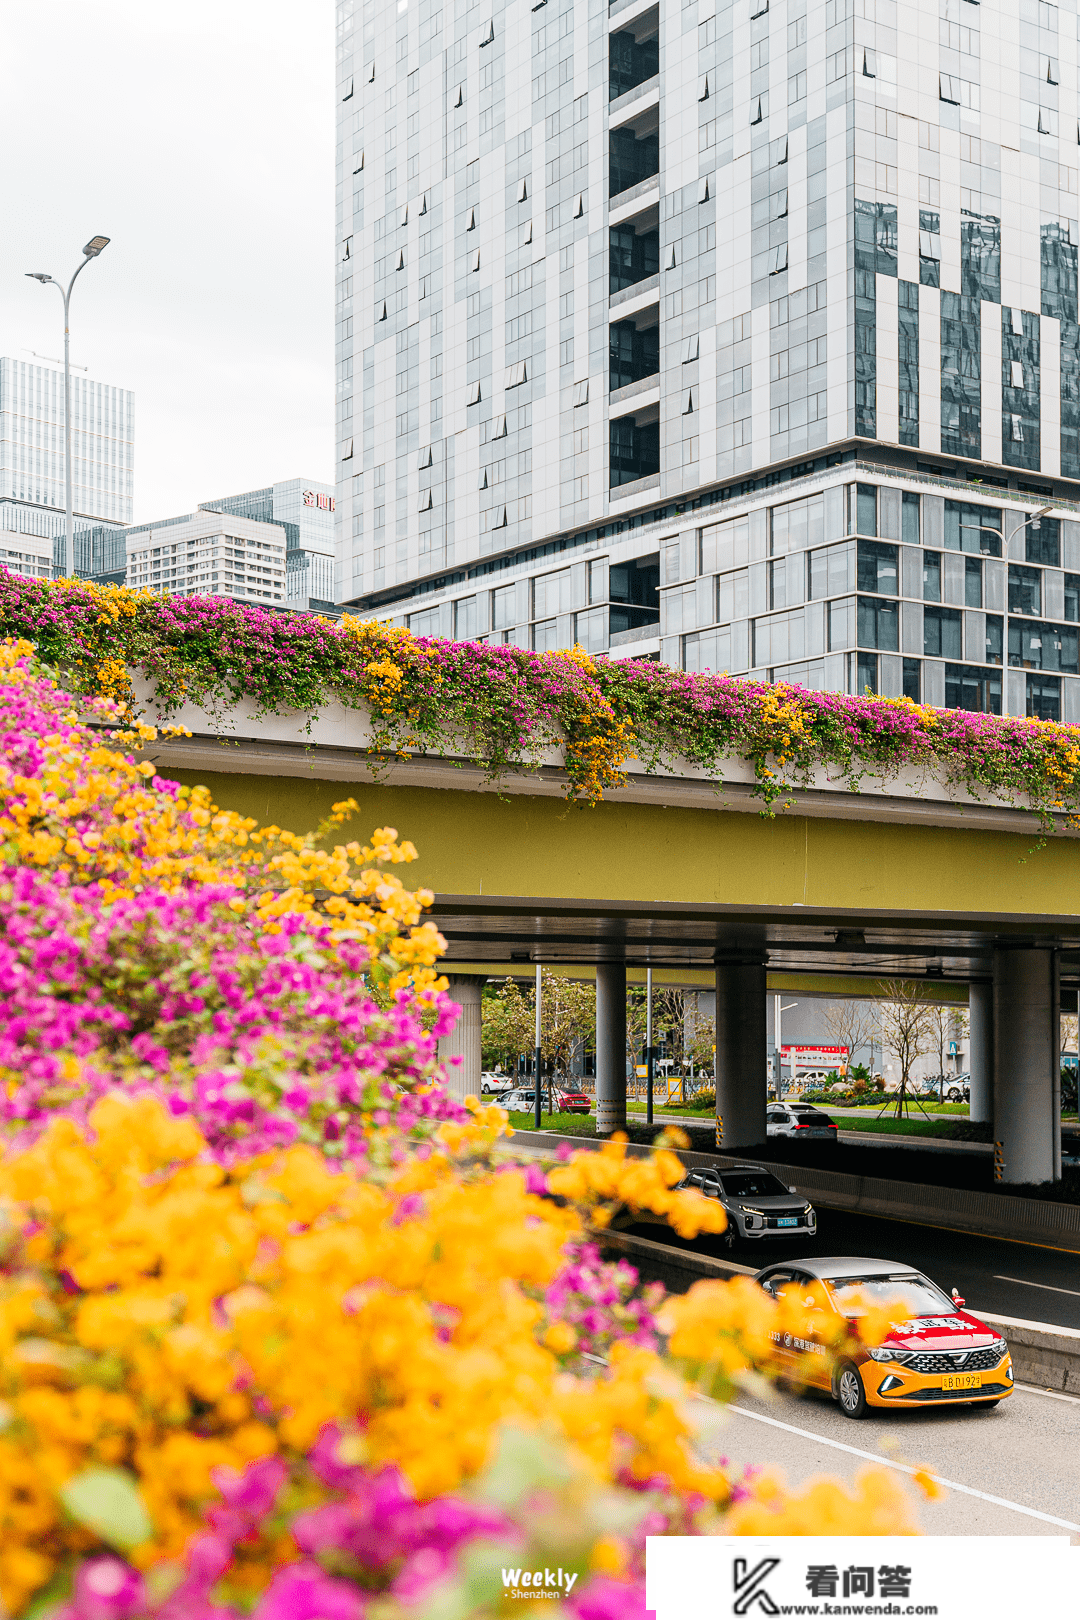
[303,490,335,511]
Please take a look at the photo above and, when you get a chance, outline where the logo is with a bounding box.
[501,1569,578,1602]
[732,1558,780,1615]
[303,490,335,511]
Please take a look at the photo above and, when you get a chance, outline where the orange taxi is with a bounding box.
[754,1255,1013,1418]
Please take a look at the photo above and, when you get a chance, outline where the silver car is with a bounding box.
[677,1165,817,1249]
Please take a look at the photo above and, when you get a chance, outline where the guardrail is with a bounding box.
[507,1128,1080,1250]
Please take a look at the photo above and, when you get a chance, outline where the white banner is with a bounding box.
[646,1537,1080,1618]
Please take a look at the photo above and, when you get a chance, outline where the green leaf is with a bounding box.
[59,1466,153,1552]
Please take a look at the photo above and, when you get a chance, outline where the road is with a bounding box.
[626,1206,1080,1330]
[697,1375,1080,1538]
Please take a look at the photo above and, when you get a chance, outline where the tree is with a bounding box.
[481,972,596,1088]
[874,979,938,1117]
[822,999,878,1076]
[626,987,690,1072]
[925,1002,969,1101]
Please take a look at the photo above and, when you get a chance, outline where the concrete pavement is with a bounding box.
[702,1378,1080,1538]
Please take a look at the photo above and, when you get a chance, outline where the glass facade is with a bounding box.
[332,0,1080,725]
[0,358,133,526]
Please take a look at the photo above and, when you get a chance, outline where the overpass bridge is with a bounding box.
[143,688,1080,1187]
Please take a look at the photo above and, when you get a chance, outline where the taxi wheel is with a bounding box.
[836,1362,868,1419]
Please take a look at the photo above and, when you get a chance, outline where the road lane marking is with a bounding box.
[724,1403,1080,1532]
[993,1274,1080,1299]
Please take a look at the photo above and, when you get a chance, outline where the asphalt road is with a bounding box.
[696,1376,1080,1538]
[628,1205,1080,1330]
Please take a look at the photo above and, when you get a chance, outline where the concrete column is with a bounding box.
[993,948,1058,1184]
[595,962,627,1135]
[968,981,993,1124]
[438,975,485,1101]
[715,958,768,1151]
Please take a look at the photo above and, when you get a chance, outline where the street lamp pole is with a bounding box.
[25,236,111,579]
[533,963,543,1130]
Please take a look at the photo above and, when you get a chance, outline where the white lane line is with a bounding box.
[725,1403,1080,1533]
[993,1274,1080,1299]
[1014,1383,1080,1406]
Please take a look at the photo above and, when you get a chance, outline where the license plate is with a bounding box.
[941,1372,982,1391]
[776,1216,799,1228]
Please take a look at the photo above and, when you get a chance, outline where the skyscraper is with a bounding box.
[0,356,133,580]
[335,0,1080,721]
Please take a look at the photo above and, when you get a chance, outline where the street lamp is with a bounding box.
[25,236,111,579]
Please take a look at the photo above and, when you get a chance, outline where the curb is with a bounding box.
[507,1128,1080,1252]
[601,1230,1080,1395]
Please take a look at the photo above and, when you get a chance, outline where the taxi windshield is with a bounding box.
[827,1274,953,1317]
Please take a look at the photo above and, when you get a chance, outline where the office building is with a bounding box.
[125,509,288,605]
[0,356,132,582]
[201,478,337,612]
[333,0,1080,720]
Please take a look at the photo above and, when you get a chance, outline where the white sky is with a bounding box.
[2,0,334,523]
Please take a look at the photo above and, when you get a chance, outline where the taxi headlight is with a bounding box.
[867,1347,913,1365]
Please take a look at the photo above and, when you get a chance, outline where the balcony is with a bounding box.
[609,116,659,202]
[609,214,659,295]
[609,313,659,395]
[609,5,658,101]
[609,411,660,489]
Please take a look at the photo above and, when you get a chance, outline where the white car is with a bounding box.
[767,1102,839,1141]
[480,1072,505,1094]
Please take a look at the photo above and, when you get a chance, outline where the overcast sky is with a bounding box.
[2,0,334,523]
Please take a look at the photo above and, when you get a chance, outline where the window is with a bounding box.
[1009,564,1042,615]
[985,614,1004,665]
[924,606,962,659]
[902,492,920,544]
[856,652,878,694]
[702,516,750,575]
[454,595,480,639]
[1027,674,1061,720]
[1009,619,1079,673]
[1064,574,1080,623]
[573,379,589,407]
[771,493,825,554]
[809,541,856,600]
[857,596,899,650]
[903,658,921,701]
[828,597,856,652]
[493,584,516,630]
[1027,516,1061,566]
[857,540,899,595]
[854,484,877,536]
[945,502,1001,557]
[534,568,572,617]
[923,551,941,603]
[717,569,750,623]
[532,618,559,653]
[965,557,983,607]
[944,665,1002,715]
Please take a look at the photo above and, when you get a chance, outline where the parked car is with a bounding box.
[753,1256,1013,1418]
[676,1165,816,1249]
[944,1074,970,1103]
[554,1088,592,1114]
[480,1072,506,1094]
[499,1088,539,1113]
[767,1102,839,1141]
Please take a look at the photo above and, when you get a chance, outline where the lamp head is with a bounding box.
[25,272,53,284]
[83,236,110,258]
[1034,503,1054,518]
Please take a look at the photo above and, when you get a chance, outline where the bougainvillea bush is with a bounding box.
[3,567,1080,826]
[0,640,920,1619]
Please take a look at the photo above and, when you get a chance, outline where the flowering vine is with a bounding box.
[3,570,1080,824]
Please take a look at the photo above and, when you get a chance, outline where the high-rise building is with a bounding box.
[0,357,133,581]
[125,509,288,605]
[201,478,337,611]
[334,0,1080,721]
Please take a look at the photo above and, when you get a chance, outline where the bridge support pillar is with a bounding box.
[993,948,1060,1184]
[715,958,768,1151]
[439,975,485,1101]
[595,962,627,1135]
[968,981,992,1123]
